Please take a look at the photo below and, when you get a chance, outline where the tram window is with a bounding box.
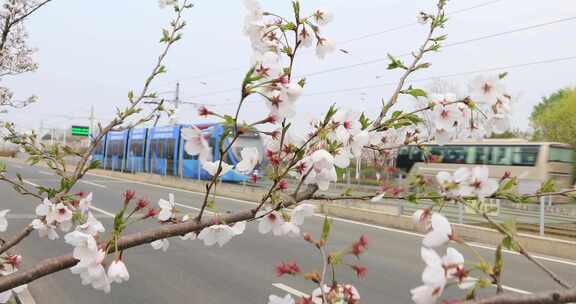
[442,146,467,164]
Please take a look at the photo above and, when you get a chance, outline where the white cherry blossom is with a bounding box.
[182,126,211,162]
[235,147,260,173]
[151,239,170,252]
[76,212,105,236]
[31,219,59,240]
[298,24,315,47]
[78,192,93,214]
[311,284,360,304]
[312,8,333,25]
[467,166,498,199]
[202,161,232,177]
[268,294,294,304]
[315,38,335,59]
[0,209,9,232]
[422,213,453,248]
[469,75,506,105]
[290,203,315,226]
[158,0,177,9]
[280,221,300,237]
[198,222,246,247]
[255,209,285,235]
[158,193,176,222]
[107,259,130,284]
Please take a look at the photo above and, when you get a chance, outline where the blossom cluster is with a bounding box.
[419,75,513,144]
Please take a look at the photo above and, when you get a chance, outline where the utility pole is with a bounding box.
[89,105,95,146]
[169,82,181,125]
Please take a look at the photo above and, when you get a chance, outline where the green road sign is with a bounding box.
[71,125,89,137]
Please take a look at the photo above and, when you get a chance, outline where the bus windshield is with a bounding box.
[549,146,574,163]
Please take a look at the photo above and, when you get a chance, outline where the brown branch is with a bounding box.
[0,225,33,255]
[0,184,318,292]
[479,213,572,289]
[464,288,576,304]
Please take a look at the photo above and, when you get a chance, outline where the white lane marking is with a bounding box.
[81,180,107,188]
[272,283,309,298]
[22,179,39,187]
[17,286,37,304]
[10,167,545,297]
[38,171,54,176]
[501,285,531,294]
[85,171,576,266]
[90,206,115,217]
[175,202,214,215]
[12,164,23,169]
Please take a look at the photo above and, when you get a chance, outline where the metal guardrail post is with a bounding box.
[539,195,545,237]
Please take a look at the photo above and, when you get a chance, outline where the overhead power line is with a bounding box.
[300,55,576,97]
[181,0,506,81]
[189,16,576,99]
[302,15,576,77]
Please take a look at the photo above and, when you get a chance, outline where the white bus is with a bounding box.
[396,139,574,195]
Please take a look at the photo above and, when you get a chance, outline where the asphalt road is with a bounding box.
[1,159,576,304]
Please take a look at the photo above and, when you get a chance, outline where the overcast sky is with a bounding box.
[3,0,576,133]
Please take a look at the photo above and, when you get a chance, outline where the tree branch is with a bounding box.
[0,184,319,292]
[464,288,576,304]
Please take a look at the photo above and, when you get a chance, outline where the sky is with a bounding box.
[3,0,576,134]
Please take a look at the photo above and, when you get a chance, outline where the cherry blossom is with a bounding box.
[182,126,211,162]
[467,166,498,199]
[417,12,429,25]
[268,294,295,304]
[436,167,471,198]
[315,38,335,59]
[235,147,260,173]
[298,24,315,47]
[158,193,176,222]
[202,161,232,177]
[0,209,9,232]
[469,75,506,105]
[36,199,73,225]
[312,8,333,25]
[290,203,315,226]
[311,284,360,304]
[30,219,59,240]
[411,209,431,227]
[78,192,93,214]
[107,259,130,284]
[255,209,285,235]
[197,221,246,247]
[158,0,177,9]
[76,212,105,236]
[422,213,453,248]
[280,221,300,237]
[151,239,170,252]
[331,110,362,143]
[303,149,337,191]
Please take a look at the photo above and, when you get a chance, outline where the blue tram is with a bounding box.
[92,123,259,183]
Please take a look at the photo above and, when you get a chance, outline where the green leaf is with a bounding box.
[538,179,556,194]
[320,216,331,242]
[386,54,406,70]
[297,78,306,88]
[494,243,503,277]
[404,87,427,98]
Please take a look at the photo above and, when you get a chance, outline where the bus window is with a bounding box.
[512,146,539,166]
[549,146,573,163]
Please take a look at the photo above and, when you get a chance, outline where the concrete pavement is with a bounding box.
[1,159,576,303]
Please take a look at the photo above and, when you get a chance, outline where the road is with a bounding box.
[1,159,576,304]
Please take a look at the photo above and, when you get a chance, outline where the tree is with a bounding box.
[531,88,576,146]
[0,1,573,304]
